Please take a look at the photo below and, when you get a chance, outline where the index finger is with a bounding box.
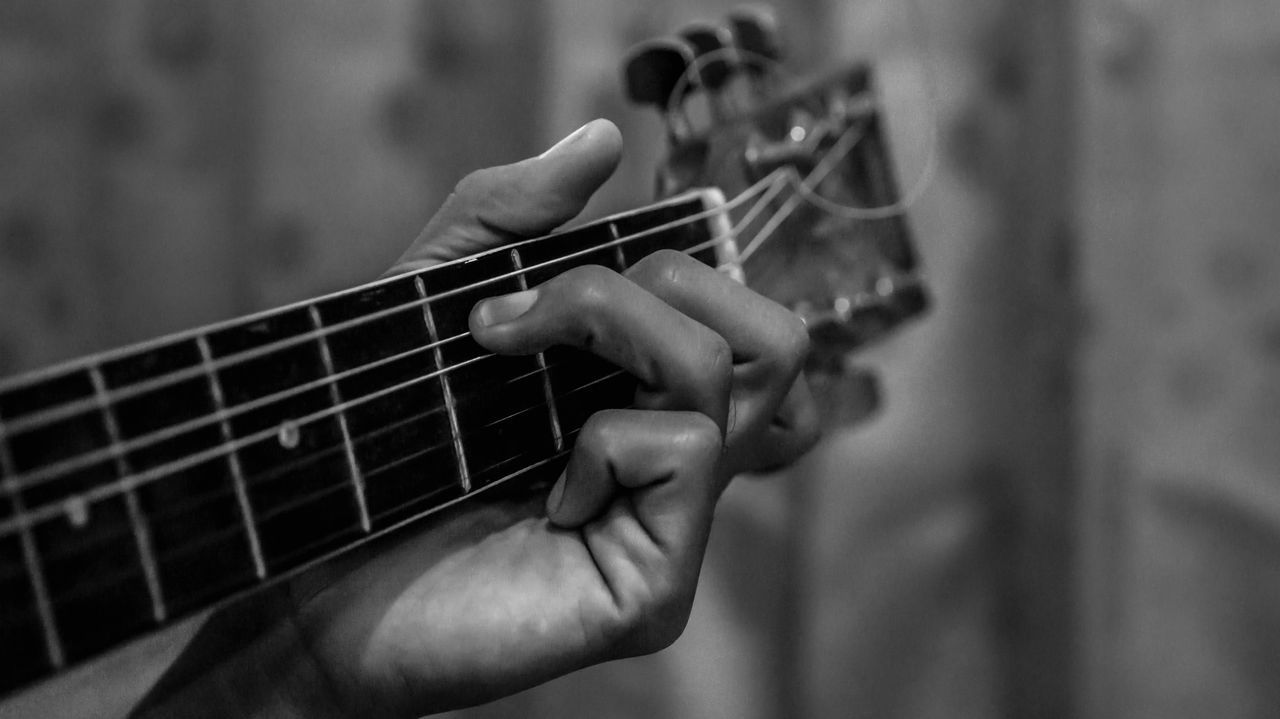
[469,264,733,434]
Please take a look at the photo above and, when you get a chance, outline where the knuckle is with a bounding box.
[550,264,618,313]
[699,331,734,391]
[674,412,723,461]
[774,311,810,375]
[453,166,522,212]
[627,249,691,291]
[577,410,623,461]
[452,166,496,198]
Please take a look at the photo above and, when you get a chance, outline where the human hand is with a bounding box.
[135,120,818,718]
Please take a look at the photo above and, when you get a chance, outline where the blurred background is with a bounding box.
[2,0,1279,718]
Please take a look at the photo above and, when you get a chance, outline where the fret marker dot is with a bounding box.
[65,496,90,528]
[278,420,301,450]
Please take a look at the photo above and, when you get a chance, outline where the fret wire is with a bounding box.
[196,335,267,580]
[512,248,564,452]
[14,368,626,609]
[308,306,372,534]
[0,182,767,440]
[88,365,167,624]
[0,417,65,669]
[415,276,471,493]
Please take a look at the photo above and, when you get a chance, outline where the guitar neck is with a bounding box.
[0,189,734,698]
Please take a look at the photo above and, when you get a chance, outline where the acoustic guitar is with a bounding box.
[0,7,927,715]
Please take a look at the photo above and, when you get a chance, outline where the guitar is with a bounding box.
[0,7,927,713]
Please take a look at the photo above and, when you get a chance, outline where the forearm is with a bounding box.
[131,611,348,719]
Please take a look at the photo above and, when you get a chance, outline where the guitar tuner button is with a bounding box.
[727,5,783,71]
[678,22,737,91]
[621,39,699,139]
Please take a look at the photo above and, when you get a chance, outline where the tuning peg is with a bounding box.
[679,22,735,92]
[622,38,699,139]
[678,22,740,120]
[794,276,930,356]
[727,5,783,95]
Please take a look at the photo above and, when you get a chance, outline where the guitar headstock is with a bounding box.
[623,6,930,425]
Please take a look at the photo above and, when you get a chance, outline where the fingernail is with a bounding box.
[476,289,539,327]
[547,476,566,515]
[538,122,592,158]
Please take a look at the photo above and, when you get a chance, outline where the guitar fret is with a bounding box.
[415,277,471,492]
[196,335,267,579]
[308,306,371,533]
[87,366,167,624]
[511,248,564,452]
[0,419,65,670]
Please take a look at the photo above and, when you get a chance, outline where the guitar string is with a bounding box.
[4,153,923,662]
[14,356,624,569]
[739,120,869,262]
[2,63,905,449]
[0,171,780,439]
[786,3,940,222]
[11,370,621,607]
[5,45,926,440]
[0,37,935,676]
[0,171,784,491]
[667,46,937,222]
[0,110,884,540]
[0,74,903,554]
[0,176,792,538]
[29,373,617,590]
[0,101,892,544]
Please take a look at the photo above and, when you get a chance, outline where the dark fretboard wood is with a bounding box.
[0,190,726,698]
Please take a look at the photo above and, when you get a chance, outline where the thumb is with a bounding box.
[388,119,623,275]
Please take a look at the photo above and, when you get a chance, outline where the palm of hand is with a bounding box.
[297,490,697,716]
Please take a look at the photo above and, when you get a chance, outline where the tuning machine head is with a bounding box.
[727,5,783,87]
[676,21,746,123]
[622,38,699,139]
[623,7,931,428]
[796,276,930,358]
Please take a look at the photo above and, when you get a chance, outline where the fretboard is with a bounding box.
[0,190,733,698]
